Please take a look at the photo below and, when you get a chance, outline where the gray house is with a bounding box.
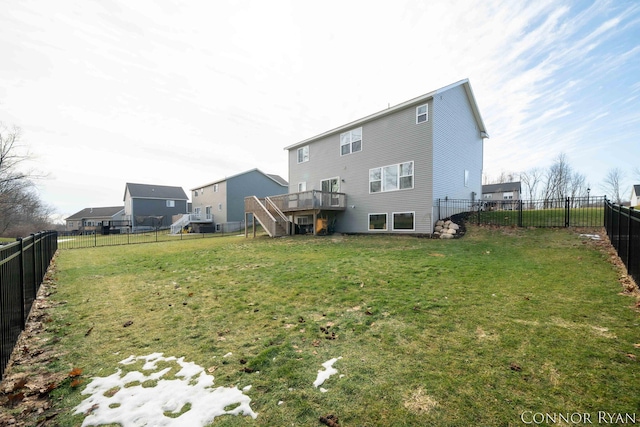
[65,206,126,234]
[174,169,287,233]
[245,79,488,236]
[481,182,522,210]
[124,183,189,231]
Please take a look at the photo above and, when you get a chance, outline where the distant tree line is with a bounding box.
[485,153,639,205]
[0,123,53,237]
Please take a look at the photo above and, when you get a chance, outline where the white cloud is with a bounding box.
[1,0,639,212]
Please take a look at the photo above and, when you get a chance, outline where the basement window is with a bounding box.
[368,213,387,231]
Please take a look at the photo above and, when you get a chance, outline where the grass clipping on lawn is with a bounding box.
[6,227,640,426]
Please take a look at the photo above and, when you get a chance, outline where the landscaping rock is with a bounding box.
[434,218,462,239]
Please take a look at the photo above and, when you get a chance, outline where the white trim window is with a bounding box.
[416,104,428,123]
[392,212,415,231]
[369,161,414,193]
[213,184,219,192]
[298,182,307,192]
[368,213,387,231]
[297,145,309,163]
[166,200,175,208]
[340,127,362,156]
[503,192,514,200]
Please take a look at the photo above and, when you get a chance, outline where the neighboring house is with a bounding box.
[245,78,488,236]
[180,168,287,233]
[124,183,189,231]
[65,206,126,234]
[631,185,640,208]
[481,182,522,210]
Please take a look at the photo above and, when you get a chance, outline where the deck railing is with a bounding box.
[268,190,347,212]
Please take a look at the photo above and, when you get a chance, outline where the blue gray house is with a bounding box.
[124,183,189,231]
[245,79,488,236]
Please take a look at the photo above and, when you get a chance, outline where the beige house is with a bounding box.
[631,185,640,208]
[481,182,521,210]
[65,206,126,234]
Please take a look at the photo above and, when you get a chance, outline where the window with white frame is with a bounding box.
[298,182,307,192]
[166,200,175,208]
[368,213,387,230]
[393,212,415,231]
[369,161,414,193]
[416,104,428,123]
[340,127,362,156]
[503,192,514,200]
[297,146,309,163]
[213,184,218,192]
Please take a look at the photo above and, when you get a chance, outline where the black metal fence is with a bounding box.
[604,201,640,286]
[58,223,244,250]
[436,196,605,228]
[0,231,58,379]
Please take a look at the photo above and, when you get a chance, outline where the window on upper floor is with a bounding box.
[298,145,309,163]
[298,182,307,192]
[340,127,362,156]
[416,104,428,123]
[503,192,514,200]
[297,145,309,163]
[369,161,414,193]
[213,184,218,192]
[166,200,175,208]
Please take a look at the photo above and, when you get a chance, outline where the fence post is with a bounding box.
[518,200,523,227]
[616,204,622,250]
[17,238,26,329]
[565,197,570,227]
[628,207,634,273]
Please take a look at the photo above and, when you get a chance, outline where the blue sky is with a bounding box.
[1,0,639,218]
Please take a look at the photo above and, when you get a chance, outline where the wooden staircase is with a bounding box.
[245,196,292,237]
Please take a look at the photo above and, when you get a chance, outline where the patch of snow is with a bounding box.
[74,353,257,427]
[313,357,342,389]
[579,233,601,240]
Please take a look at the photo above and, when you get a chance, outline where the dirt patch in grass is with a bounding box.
[403,387,439,414]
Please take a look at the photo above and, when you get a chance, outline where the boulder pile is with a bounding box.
[433,219,460,239]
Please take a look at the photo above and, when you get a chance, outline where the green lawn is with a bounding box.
[27,227,640,425]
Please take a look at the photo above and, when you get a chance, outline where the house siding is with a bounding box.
[432,84,484,203]
[227,171,287,222]
[289,100,435,234]
[132,198,188,228]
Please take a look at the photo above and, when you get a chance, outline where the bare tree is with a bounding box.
[542,153,572,205]
[520,168,543,201]
[603,167,625,204]
[0,123,51,236]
